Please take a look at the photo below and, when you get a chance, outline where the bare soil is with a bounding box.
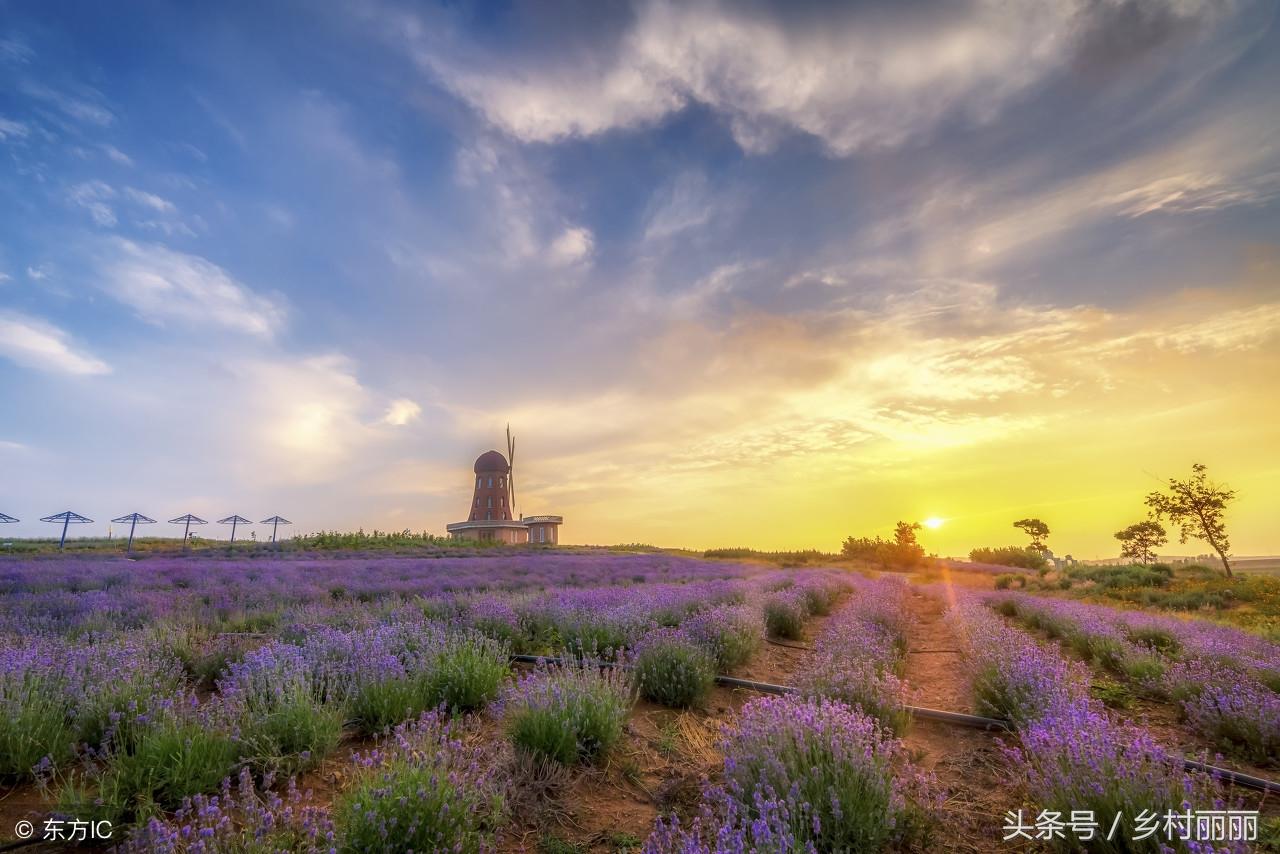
[900,588,1027,854]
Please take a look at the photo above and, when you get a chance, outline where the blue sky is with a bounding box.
[2,0,1279,555]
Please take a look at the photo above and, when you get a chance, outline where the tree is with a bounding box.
[841,522,924,569]
[1013,518,1050,554]
[1114,520,1167,565]
[1145,463,1236,577]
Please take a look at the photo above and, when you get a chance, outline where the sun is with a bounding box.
[922,516,945,529]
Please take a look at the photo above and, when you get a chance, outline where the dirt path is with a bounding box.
[901,587,1022,854]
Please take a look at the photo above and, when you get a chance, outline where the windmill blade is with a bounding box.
[507,424,517,517]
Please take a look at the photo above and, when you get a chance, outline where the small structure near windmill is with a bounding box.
[261,515,291,543]
[446,427,562,544]
[41,510,93,550]
[112,512,156,553]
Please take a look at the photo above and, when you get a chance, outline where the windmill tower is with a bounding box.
[445,427,562,545]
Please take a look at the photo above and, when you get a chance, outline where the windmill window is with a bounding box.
[476,477,481,489]
[487,497,492,508]
[488,477,493,488]
[486,510,492,520]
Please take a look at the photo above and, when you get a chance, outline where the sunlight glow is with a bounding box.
[922,516,945,529]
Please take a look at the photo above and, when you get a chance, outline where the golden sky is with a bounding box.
[2,2,1278,559]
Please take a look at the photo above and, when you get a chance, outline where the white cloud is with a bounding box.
[406,0,1223,155]
[101,144,134,166]
[20,81,114,126]
[0,271,11,284]
[0,117,29,140]
[0,38,34,64]
[100,239,287,338]
[26,265,49,281]
[1108,171,1280,217]
[547,227,594,267]
[447,138,594,271]
[68,180,117,226]
[382,398,422,426]
[0,311,111,375]
[124,187,178,214]
[234,354,379,482]
[644,171,716,241]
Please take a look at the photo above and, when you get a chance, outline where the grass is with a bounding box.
[1026,563,1280,637]
[61,711,241,824]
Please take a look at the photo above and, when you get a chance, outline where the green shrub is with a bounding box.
[633,632,716,709]
[762,593,806,640]
[426,633,510,713]
[236,691,343,776]
[1126,626,1181,655]
[335,712,505,853]
[350,676,424,735]
[969,546,1047,571]
[718,696,931,851]
[504,661,632,764]
[1120,653,1166,685]
[684,604,764,670]
[992,598,1020,617]
[351,631,508,734]
[63,705,241,823]
[0,675,76,780]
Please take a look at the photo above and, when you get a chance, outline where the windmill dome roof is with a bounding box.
[473,450,509,473]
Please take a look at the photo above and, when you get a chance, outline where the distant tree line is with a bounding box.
[841,521,926,569]
[960,463,1238,578]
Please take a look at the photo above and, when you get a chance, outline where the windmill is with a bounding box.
[217,515,252,547]
[168,514,207,551]
[40,511,93,550]
[111,513,156,553]
[507,423,517,519]
[260,515,291,544]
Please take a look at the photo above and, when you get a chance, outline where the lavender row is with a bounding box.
[947,598,1247,853]
[796,575,912,733]
[644,694,936,852]
[0,552,766,637]
[987,592,1280,763]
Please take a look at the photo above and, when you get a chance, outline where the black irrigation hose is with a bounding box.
[1184,760,1280,796]
[510,655,1280,794]
[765,638,813,651]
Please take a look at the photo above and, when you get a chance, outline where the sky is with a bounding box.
[1,0,1278,559]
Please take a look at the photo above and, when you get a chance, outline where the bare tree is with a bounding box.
[1114,520,1167,565]
[1145,463,1236,577]
[1013,518,1050,554]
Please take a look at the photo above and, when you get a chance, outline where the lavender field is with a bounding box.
[1,551,1276,852]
